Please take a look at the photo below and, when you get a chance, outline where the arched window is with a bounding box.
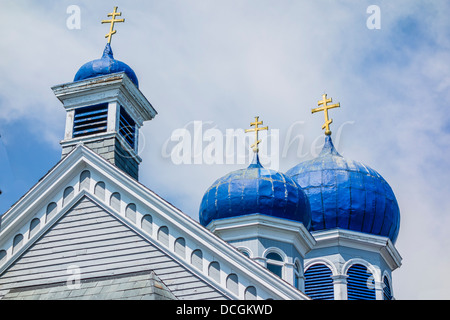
[141,214,153,234]
[46,202,57,222]
[226,274,239,295]
[63,186,74,206]
[304,263,334,300]
[238,247,251,258]
[265,252,283,278]
[191,249,203,270]
[0,250,7,265]
[174,237,186,258]
[79,170,90,191]
[383,276,393,300]
[94,181,106,201]
[244,286,257,300]
[12,234,24,254]
[208,261,220,282]
[157,226,169,247]
[125,203,137,223]
[29,218,41,239]
[110,192,121,211]
[347,264,376,300]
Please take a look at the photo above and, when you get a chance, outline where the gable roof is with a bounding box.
[0,144,309,300]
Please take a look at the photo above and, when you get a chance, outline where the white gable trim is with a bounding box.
[0,150,86,238]
[0,145,309,300]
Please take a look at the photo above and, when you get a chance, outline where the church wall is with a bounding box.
[62,137,139,180]
[226,236,304,289]
[114,138,139,180]
[227,237,302,265]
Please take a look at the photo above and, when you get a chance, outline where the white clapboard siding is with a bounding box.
[0,196,228,300]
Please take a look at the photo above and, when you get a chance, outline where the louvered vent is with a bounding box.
[347,264,376,300]
[73,103,108,138]
[383,276,393,300]
[304,264,334,300]
[119,107,136,149]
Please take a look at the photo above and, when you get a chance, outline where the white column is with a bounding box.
[297,274,305,292]
[331,274,348,300]
[134,123,139,153]
[64,110,75,140]
[284,262,295,286]
[375,281,384,300]
[107,101,119,132]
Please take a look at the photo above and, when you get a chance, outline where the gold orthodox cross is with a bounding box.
[101,6,125,44]
[245,116,268,153]
[311,93,340,135]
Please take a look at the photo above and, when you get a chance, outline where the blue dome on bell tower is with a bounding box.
[286,135,400,243]
[74,43,139,88]
[199,154,312,228]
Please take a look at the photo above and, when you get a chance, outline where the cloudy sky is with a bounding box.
[1,0,450,299]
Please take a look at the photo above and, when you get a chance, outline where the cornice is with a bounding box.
[51,72,157,122]
[208,214,316,256]
[311,229,402,270]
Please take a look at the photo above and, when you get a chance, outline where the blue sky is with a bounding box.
[1,0,450,299]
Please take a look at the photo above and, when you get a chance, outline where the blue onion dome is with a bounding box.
[286,135,400,243]
[74,43,139,88]
[199,154,311,228]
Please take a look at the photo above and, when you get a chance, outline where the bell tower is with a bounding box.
[286,94,402,300]
[51,7,156,180]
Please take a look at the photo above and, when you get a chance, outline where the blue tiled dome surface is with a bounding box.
[199,155,311,229]
[74,43,139,87]
[286,136,400,243]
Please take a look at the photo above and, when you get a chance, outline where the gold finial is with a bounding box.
[245,116,268,153]
[101,6,125,44]
[311,93,340,135]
